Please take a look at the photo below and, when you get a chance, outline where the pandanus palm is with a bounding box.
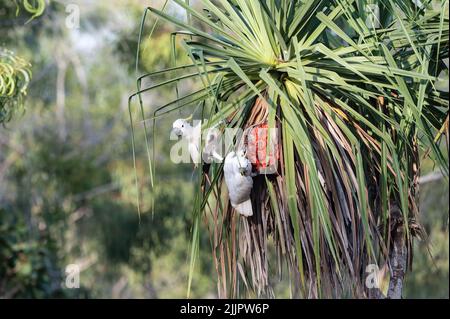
[0,49,31,124]
[0,0,46,124]
[129,0,449,298]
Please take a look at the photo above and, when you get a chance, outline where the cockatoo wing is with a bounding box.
[186,122,201,165]
[188,142,201,164]
[192,121,201,142]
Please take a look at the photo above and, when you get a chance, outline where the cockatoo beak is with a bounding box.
[171,127,183,137]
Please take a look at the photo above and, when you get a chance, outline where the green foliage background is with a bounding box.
[0,0,448,298]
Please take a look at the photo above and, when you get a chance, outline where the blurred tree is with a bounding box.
[404,171,449,299]
[1,0,215,299]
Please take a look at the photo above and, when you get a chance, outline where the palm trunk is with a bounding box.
[387,224,407,299]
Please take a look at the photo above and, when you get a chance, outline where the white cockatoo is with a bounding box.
[171,118,202,165]
[223,149,254,217]
[171,119,223,166]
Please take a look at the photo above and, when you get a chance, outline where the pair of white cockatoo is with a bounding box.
[172,119,254,217]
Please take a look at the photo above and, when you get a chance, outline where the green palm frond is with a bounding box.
[130,0,449,298]
[0,1,46,124]
[14,0,46,21]
[0,49,32,124]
